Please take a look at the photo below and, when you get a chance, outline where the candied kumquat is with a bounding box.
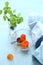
[21,40,29,48]
[7,53,14,60]
[20,34,26,42]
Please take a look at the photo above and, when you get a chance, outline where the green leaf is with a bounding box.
[13,14,17,18]
[10,14,17,22]
[5,1,9,7]
[10,15,14,21]
[7,9,12,14]
[4,7,11,14]
[0,10,2,14]
[17,17,23,24]
[10,21,17,27]
[13,9,16,13]
[4,9,7,14]
[13,22,17,27]
[17,13,21,17]
[3,15,7,21]
[4,7,11,10]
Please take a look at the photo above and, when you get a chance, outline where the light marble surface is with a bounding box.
[0,0,43,65]
[0,21,42,65]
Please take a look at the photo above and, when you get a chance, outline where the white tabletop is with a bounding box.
[0,21,42,65]
[0,0,43,65]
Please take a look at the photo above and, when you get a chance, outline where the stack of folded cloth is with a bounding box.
[32,41,43,64]
[31,22,43,48]
[29,16,43,64]
[31,22,43,64]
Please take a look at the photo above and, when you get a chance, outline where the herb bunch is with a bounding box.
[0,1,23,28]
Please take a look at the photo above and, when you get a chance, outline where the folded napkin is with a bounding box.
[31,22,43,44]
[32,41,43,64]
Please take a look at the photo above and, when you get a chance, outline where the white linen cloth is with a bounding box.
[31,22,43,44]
[32,41,43,64]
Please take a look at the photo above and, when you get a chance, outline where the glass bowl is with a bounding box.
[13,28,32,51]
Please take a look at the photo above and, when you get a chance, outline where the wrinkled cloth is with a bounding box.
[35,36,43,48]
[31,22,43,44]
[32,41,43,64]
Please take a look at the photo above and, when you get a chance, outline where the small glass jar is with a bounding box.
[9,26,17,43]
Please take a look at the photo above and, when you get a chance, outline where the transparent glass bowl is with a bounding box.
[11,28,33,51]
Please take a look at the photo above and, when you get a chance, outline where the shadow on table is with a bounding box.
[32,56,42,65]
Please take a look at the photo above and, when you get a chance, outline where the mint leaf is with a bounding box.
[17,13,21,17]
[13,9,16,13]
[17,17,23,24]
[5,1,9,7]
[4,7,11,10]
[10,20,17,27]
[4,10,7,14]
[13,14,17,18]
[0,10,2,14]
[7,9,12,14]
[3,15,7,21]
[13,22,17,27]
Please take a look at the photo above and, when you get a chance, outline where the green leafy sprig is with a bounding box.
[0,1,23,28]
